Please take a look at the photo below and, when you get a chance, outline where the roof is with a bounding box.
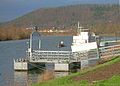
[32,35,73,51]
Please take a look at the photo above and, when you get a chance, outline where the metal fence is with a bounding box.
[99,44,120,59]
[29,49,98,63]
[30,50,72,63]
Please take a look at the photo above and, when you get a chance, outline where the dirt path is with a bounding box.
[73,60,120,83]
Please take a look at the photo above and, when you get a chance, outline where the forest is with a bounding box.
[0,4,119,41]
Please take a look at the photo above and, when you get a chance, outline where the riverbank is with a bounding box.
[0,25,119,41]
[0,27,31,41]
[33,56,120,86]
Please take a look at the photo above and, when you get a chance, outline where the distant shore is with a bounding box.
[0,26,119,41]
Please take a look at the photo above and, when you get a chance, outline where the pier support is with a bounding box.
[54,63,69,71]
[14,60,28,71]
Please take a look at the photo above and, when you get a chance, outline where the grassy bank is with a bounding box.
[33,56,120,86]
[94,75,120,86]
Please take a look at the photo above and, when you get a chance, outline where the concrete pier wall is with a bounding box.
[54,63,69,71]
[14,61,90,71]
[14,62,28,71]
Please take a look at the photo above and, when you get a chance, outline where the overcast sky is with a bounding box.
[0,0,119,23]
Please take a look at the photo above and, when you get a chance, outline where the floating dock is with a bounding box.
[14,22,99,71]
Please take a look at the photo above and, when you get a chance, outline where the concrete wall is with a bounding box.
[54,63,69,71]
[14,62,28,71]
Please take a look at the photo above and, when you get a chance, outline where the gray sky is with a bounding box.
[0,0,119,23]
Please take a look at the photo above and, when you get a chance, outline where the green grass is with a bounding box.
[33,77,89,86]
[93,75,120,86]
[33,56,120,86]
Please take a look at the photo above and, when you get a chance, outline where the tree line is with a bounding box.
[0,25,31,41]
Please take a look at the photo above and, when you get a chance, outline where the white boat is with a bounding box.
[71,22,98,52]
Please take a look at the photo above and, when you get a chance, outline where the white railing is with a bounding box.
[29,49,98,63]
[99,44,120,59]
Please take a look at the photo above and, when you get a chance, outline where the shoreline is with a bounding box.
[0,32,119,42]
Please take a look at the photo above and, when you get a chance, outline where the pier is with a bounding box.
[14,23,120,71]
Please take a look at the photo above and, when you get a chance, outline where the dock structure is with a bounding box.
[14,23,100,71]
[14,59,28,71]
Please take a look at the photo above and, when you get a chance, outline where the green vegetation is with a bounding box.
[94,75,120,86]
[33,57,120,86]
[33,76,88,86]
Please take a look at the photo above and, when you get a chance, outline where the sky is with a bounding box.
[0,0,119,23]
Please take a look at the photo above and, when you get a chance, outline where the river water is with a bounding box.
[0,39,27,86]
[0,36,119,86]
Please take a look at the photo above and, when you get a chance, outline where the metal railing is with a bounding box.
[28,49,98,63]
[99,44,120,58]
[30,50,72,63]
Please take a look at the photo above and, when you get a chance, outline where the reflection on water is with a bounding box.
[14,72,28,86]
[14,70,69,86]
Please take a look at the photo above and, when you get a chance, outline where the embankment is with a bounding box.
[33,56,120,86]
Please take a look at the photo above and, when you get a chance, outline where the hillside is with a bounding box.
[6,4,119,27]
[0,4,120,41]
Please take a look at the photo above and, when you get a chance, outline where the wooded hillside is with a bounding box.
[0,4,120,40]
[6,4,119,27]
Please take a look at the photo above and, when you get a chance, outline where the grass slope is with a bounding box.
[33,56,120,86]
[94,75,120,86]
